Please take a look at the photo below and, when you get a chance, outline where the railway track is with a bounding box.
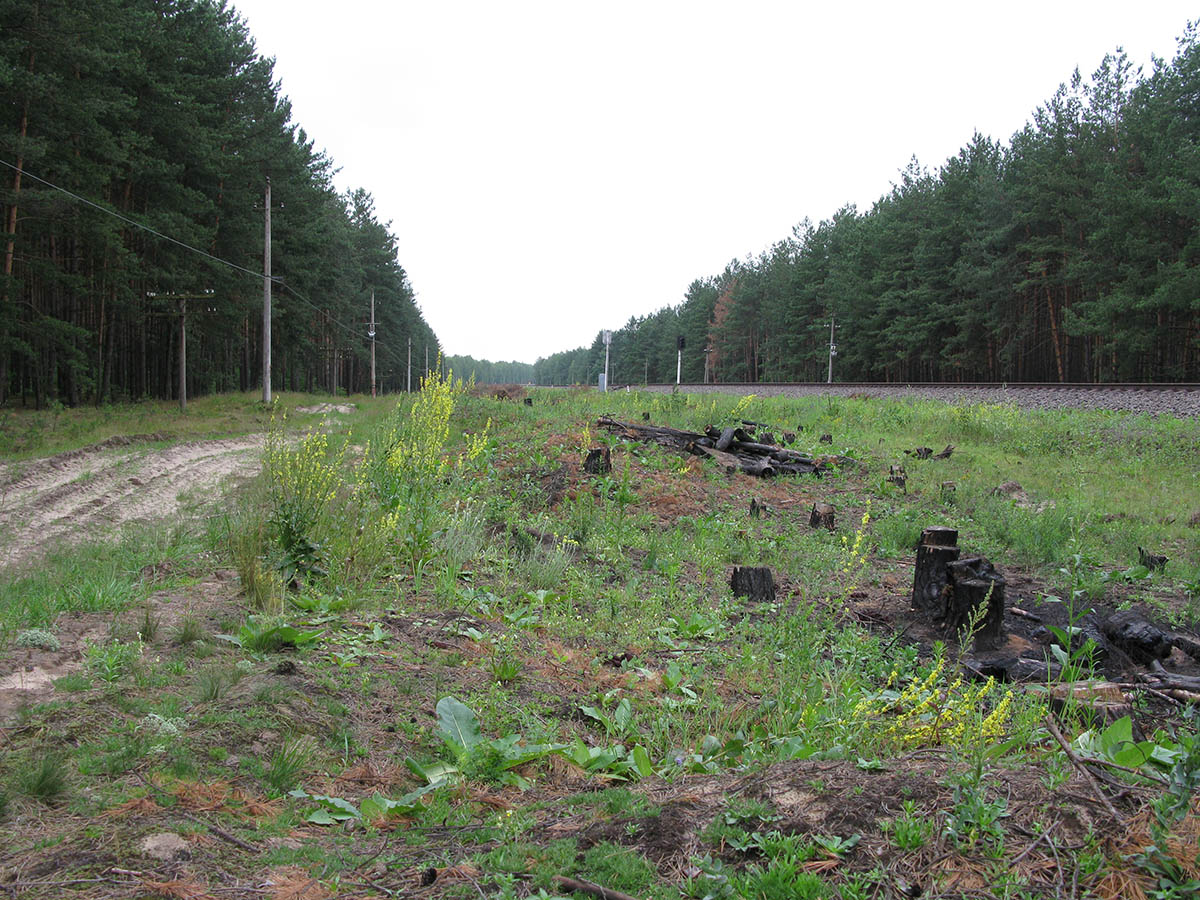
[625,382,1200,417]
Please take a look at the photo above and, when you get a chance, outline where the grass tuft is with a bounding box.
[19,752,68,802]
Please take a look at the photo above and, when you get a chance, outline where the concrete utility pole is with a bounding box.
[369,290,376,398]
[676,335,685,385]
[827,317,837,384]
[602,330,612,392]
[262,177,272,404]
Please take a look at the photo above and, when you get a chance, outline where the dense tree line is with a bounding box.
[535,28,1200,385]
[443,355,534,385]
[0,0,437,407]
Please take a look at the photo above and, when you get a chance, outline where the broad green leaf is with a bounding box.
[360,783,443,821]
[631,744,653,777]
[613,698,633,733]
[309,793,359,818]
[405,757,460,784]
[1099,716,1134,752]
[777,738,817,760]
[436,696,483,753]
[984,737,1023,760]
[579,706,610,731]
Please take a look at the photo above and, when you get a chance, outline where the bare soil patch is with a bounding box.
[294,403,356,415]
[0,570,242,723]
[0,435,264,569]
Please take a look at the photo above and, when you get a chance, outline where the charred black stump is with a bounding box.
[911,526,959,614]
[945,556,1006,649]
[809,502,835,531]
[1101,610,1172,665]
[583,447,611,475]
[731,566,776,603]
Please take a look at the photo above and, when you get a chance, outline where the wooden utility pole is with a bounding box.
[178,298,187,412]
[369,290,376,398]
[407,336,411,392]
[146,291,213,414]
[262,177,272,405]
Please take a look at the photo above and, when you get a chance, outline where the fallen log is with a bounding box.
[1102,610,1172,665]
[1146,661,1200,691]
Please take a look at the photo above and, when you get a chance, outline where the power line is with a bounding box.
[0,157,263,280]
[0,156,379,346]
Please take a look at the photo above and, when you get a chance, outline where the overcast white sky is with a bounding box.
[230,0,1195,364]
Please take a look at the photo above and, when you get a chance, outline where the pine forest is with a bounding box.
[0,0,439,408]
[534,28,1200,387]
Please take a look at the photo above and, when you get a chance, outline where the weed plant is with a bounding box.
[264,737,314,796]
[5,388,1200,899]
[19,752,68,801]
[173,616,205,646]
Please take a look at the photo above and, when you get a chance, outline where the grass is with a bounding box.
[0,386,1199,898]
[0,390,385,461]
[18,752,68,802]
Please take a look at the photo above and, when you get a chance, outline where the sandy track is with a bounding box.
[0,435,264,569]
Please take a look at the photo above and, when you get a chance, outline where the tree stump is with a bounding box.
[944,556,1006,649]
[911,526,959,614]
[809,502,835,531]
[760,432,776,446]
[887,464,906,492]
[642,411,651,421]
[818,433,833,444]
[782,432,796,445]
[749,498,772,518]
[1138,547,1168,571]
[523,397,533,407]
[731,566,775,603]
[583,447,611,475]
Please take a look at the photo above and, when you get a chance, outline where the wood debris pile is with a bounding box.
[596,417,848,478]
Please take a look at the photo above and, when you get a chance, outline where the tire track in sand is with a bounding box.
[0,435,264,569]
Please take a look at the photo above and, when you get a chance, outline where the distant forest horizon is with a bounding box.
[496,24,1200,388]
[3,4,1198,407]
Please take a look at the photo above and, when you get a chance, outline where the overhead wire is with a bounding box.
[0,157,403,348]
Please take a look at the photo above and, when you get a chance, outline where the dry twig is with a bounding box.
[1044,716,1126,824]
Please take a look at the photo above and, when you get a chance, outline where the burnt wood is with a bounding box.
[731,566,776,603]
[583,447,611,475]
[944,556,1006,649]
[911,526,960,613]
[809,502,835,531]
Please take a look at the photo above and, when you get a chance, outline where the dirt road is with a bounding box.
[0,434,264,569]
